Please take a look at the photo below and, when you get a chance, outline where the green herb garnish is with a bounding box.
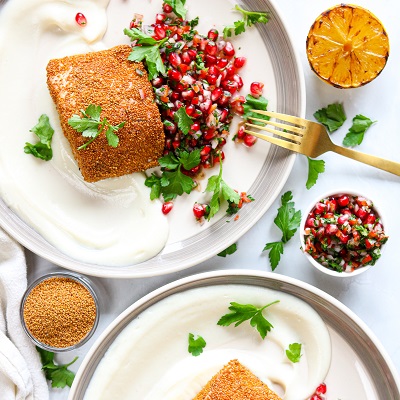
[164,0,187,19]
[217,243,237,257]
[68,104,125,150]
[124,28,168,80]
[217,300,279,339]
[174,107,194,135]
[342,114,376,147]
[36,347,78,388]
[24,114,54,161]
[145,149,200,201]
[286,343,302,363]
[306,157,325,189]
[314,103,346,133]
[223,5,269,38]
[243,94,269,125]
[188,333,206,356]
[205,159,240,220]
[263,191,301,270]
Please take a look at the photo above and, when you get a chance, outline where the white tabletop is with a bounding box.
[25,0,400,398]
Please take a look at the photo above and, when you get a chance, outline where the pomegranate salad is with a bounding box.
[124,2,270,219]
[303,194,388,272]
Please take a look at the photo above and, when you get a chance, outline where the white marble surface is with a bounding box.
[23,0,400,398]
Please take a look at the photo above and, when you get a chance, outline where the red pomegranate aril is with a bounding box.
[218,92,231,106]
[223,41,235,57]
[182,89,195,101]
[181,51,191,64]
[75,12,87,26]
[207,65,219,76]
[365,213,376,225]
[205,40,217,56]
[234,56,246,68]
[162,201,173,215]
[162,2,173,13]
[185,104,195,116]
[243,134,257,147]
[152,77,164,88]
[169,52,182,67]
[219,108,229,122]
[204,129,215,141]
[315,383,326,395]
[193,203,206,219]
[325,224,338,235]
[199,99,212,113]
[154,24,166,40]
[338,195,350,207]
[156,13,166,22]
[226,65,236,77]
[337,214,349,224]
[205,54,217,66]
[170,91,180,101]
[250,81,264,98]
[233,74,243,88]
[237,126,246,139]
[187,49,197,59]
[191,122,200,131]
[223,80,238,94]
[172,140,180,149]
[207,74,218,85]
[306,217,315,228]
[314,202,326,214]
[356,208,368,220]
[211,87,223,102]
[310,396,322,400]
[207,28,219,41]
[200,146,212,156]
[217,58,229,69]
[168,69,182,82]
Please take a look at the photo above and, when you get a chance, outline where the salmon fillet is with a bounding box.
[46,45,164,182]
[193,359,282,400]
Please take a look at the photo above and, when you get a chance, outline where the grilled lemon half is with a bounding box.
[306,4,389,88]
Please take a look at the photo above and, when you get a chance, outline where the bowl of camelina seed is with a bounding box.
[20,271,99,352]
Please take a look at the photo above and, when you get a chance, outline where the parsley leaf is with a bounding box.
[164,0,187,19]
[286,343,302,363]
[124,28,168,80]
[217,243,237,257]
[36,347,78,388]
[205,160,240,220]
[314,103,346,133]
[217,300,279,340]
[263,191,301,270]
[145,150,200,201]
[188,333,206,356]
[243,95,269,125]
[68,104,125,150]
[223,5,269,38]
[24,114,54,161]
[306,157,325,189]
[174,107,194,135]
[342,114,376,147]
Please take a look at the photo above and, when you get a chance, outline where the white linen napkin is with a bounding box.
[0,228,49,400]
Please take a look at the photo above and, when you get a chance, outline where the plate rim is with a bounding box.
[68,269,400,399]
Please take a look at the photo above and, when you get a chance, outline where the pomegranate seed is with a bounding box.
[190,165,201,175]
[231,102,244,115]
[205,54,217,66]
[169,52,182,68]
[337,214,349,224]
[250,81,264,98]
[168,69,182,82]
[152,77,164,88]
[223,80,238,94]
[154,24,166,40]
[217,58,229,68]
[237,126,246,139]
[181,51,191,64]
[325,224,338,235]
[365,213,376,224]
[163,3,173,13]
[207,28,219,41]
[243,134,257,147]
[233,74,243,88]
[200,146,212,156]
[306,217,316,228]
[199,99,212,113]
[338,195,350,207]
[204,129,215,141]
[211,87,223,102]
[218,92,231,106]
[314,202,326,214]
[172,140,180,149]
[356,208,368,220]
[187,49,197,59]
[156,13,166,22]
[234,56,246,68]
[191,122,200,131]
[181,89,195,101]
[205,41,217,56]
[193,203,206,219]
[207,74,218,85]
[75,12,87,26]
[185,104,195,116]
[207,65,220,76]
[219,108,229,122]
[162,201,173,215]
[170,91,180,101]
[310,396,322,400]
[223,42,235,57]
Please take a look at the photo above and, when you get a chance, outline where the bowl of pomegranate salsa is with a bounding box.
[300,192,388,276]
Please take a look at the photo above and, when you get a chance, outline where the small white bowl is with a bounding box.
[300,190,387,277]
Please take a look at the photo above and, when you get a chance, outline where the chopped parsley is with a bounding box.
[243,94,269,125]
[313,102,346,132]
[306,157,325,189]
[188,333,206,356]
[217,243,237,257]
[286,343,302,363]
[342,114,376,147]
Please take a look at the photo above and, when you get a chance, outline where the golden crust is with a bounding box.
[46,45,164,182]
[193,359,282,400]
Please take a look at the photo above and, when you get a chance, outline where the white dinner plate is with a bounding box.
[0,0,303,277]
[68,270,400,399]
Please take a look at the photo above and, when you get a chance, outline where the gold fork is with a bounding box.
[244,110,400,176]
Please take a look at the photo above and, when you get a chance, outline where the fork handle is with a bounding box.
[331,144,400,176]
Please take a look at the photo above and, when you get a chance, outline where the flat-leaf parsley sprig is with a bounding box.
[124,28,168,80]
[24,114,54,161]
[36,347,78,389]
[223,5,269,38]
[188,333,206,356]
[263,191,301,270]
[217,300,280,339]
[68,104,125,150]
